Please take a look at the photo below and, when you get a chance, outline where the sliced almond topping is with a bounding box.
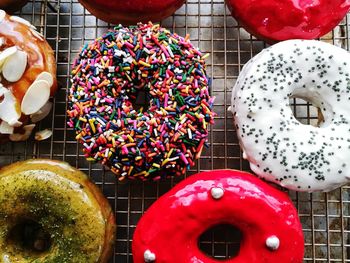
[0,10,5,23]
[0,83,5,95]
[21,80,50,115]
[35,129,52,141]
[30,101,53,123]
[9,124,35,142]
[10,16,33,28]
[0,46,17,70]
[0,87,21,124]
[2,50,27,82]
[35,72,54,87]
[0,121,14,134]
[30,29,44,41]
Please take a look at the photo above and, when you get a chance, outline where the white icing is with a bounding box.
[210,187,224,199]
[144,249,156,262]
[266,235,280,251]
[231,40,350,192]
[0,10,5,24]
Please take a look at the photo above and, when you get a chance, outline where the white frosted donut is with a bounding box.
[231,39,350,192]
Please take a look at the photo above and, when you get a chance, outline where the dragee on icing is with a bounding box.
[132,170,304,263]
[231,39,350,192]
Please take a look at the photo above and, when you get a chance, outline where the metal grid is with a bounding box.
[0,0,349,262]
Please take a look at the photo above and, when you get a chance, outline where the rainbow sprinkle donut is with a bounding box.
[68,23,215,181]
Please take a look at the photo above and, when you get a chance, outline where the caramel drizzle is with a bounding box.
[0,14,57,102]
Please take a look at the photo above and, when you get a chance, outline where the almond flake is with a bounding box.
[21,80,50,115]
[0,121,14,134]
[10,16,32,28]
[9,124,35,141]
[30,29,44,41]
[2,50,27,82]
[0,87,21,124]
[35,72,54,87]
[35,129,52,141]
[30,101,53,123]
[0,46,17,70]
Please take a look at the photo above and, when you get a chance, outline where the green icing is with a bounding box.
[0,168,106,263]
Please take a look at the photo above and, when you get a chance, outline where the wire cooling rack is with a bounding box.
[0,0,349,262]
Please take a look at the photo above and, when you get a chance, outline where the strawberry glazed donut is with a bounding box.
[231,40,350,192]
[225,0,350,42]
[78,0,185,24]
[132,170,304,263]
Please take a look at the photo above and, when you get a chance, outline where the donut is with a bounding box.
[67,22,215,181]
[225,0,350,42]
[132,169,304,263]
[231,39,350,192]
[0,10,57,142]
[0,0,28,13]
[0,159,116,262]
[78,0,184,24]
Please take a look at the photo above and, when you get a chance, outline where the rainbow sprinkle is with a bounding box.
[67,22,215,181]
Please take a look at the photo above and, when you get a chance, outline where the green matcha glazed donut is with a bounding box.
[0,159,116,262]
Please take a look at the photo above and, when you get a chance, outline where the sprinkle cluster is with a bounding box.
[68,22,215,181]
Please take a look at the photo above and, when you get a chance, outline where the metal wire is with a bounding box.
[0,0,349,262]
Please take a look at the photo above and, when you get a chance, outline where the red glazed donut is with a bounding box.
[78,0,185,24]
[132,170,304,263]
[225,0,350,42]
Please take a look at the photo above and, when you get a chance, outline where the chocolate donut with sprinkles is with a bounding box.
[231,39,350,192]
[68,23,215,181]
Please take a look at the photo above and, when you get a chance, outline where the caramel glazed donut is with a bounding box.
[133,170,304,263]
[232,40,350,192]
[0,159,116,262]
[0,10,57,142]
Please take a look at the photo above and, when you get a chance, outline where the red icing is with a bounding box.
[78,0,185,24]
[225,0,350,42]
[132,170,304,263]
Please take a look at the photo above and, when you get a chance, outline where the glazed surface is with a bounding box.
[0,159,115,263]
[78,0,184,24]
[0,12,56,101]
[0,11,57,142]
[231,40,350,192]
[225,0,350,42]
[132,169,304,263]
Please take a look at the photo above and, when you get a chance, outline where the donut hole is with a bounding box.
[290,96,326,127]
[7,219,52,254]
[129,88,150,112]
[198,224,242,260]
